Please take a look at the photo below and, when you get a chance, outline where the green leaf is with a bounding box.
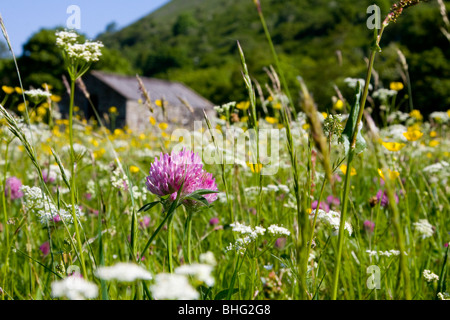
[341,81,366,155]
[186,189,220,197]
[215,288,239,300]
[138,201,160,213]
[185,194,210,207]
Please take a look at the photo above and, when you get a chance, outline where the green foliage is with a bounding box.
[97,0,449,115]
[0,28,135,94]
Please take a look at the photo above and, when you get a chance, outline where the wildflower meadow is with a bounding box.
[0,0,449,303]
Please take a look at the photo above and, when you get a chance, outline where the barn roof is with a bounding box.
[90,71,214,109]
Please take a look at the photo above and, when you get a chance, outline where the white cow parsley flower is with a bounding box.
[150,273,199,300]
[413,219,434,239]
[423,269,439,282]
[95,263,153,282]
[175,263,215,287]
[25,89,52,100]
[51,276,98,300]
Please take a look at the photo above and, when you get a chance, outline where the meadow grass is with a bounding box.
[0,0,449,301]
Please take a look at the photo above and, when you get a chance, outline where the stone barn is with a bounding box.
[60,70,216,131]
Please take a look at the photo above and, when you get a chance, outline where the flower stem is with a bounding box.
[186,213,192,264]
[1,142,10,292]
[167,214,174,273]
[68,76,88,279]
[305,177,327,284]
[331,150,354,300]
[331,25,385,300]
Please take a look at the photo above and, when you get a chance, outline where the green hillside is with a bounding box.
[97,0,450,113]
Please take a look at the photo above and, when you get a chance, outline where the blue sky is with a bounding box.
[0,0,170,55]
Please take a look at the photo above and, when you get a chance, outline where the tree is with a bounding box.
[16,28,134,94]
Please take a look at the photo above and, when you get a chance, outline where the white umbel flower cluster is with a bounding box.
[344,77,373,91]
[56,30,103,63]
[312,209,353,236]
[111,168,129,191]
[423,269,439,282]
[21,186,81,224]
[175,263,215,287]
[372,88,397,101]
[429,111,449,124]
[200,251,217,266]
[423,161,449,174]
[267,225,291,236]
[24,89,52,100]
[437,292,449,300]
[51,275,98,300]
[151,273,199,300]
[94,263,153,282]
[413,219,434,239]
[227,222,290,254]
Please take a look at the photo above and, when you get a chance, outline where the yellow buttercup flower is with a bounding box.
[37,106,47,116]
[390,82,404,91]
[51,95,61,103]
[159,123,169,131]
[155,100,163,107]
[302,123,310,130]
[161,131,169,138]
[149,116,156,126]
[42,83,53,90]
[273,102,282,110]
[321,112,328,120]
[265,116,278,124]
[409,109,423,121]
[130,166,140,174]
[334,99,344,110]
[114,129,124,136]
[2,86,14,95]
[430,131,437,138]
[15,87,23,94]
[268,96,273,102]
[90,138,99,147]
[403,129,423,141]
[247,162,263,173]
[236,101,250,110]
[429,140,440,147]
[240,116,249,123]
[17,103,26,113]
[381,141,406,152]
[340,164,357,176]
[109,106,118,114]
[52,126,61,137]
[93,148,106,159]
[378,168,400,181]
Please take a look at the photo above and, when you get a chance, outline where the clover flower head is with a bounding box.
[5,176,24,200]
[145,148,218,204]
